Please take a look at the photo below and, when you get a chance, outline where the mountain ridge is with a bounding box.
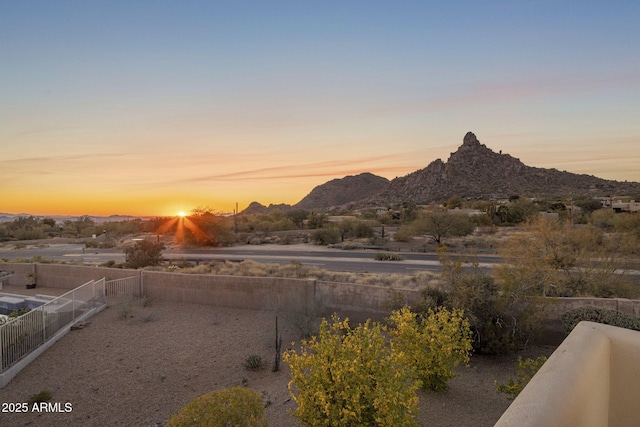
[366,131,640,206]
[246,132,640,212]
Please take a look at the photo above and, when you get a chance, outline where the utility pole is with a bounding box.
[234,202,238,234]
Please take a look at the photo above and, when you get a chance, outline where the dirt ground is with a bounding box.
[0,289,555,427]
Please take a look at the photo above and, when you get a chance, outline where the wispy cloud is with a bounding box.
[165,153,418,185]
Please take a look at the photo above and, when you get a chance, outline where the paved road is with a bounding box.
[0,243,499,274]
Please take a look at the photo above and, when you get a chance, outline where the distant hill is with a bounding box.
[241,202,294,215]
[243,132,640,213]
[367,132,640,206]
[0,213,141,224]
[294,172,390,210]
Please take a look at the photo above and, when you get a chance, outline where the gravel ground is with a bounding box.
[0,288,554,427]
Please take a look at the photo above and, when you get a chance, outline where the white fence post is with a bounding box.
[42,308,46,342]
[1,278,108,378]
[0,324,3,370]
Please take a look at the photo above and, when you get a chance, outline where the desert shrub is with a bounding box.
[118,296,134,320]
[123,240,165,268]
[244,354,263,371]
[27,389,52,405]
[590,208,616,231]
[383,288,407,311]
[171,258,195,268]
[284,315,420,427]
[391,271,441,291]
[429,252,544,355]
[495,356,547,400]
[413,286,449,313]
[100,260,118,268]
[310,227,341,245]
[179,259,439,290]
[340,219,375,239]
[282,260,308,278]
[388,306,472,391]
[561,306,640,334]
[451,272,542,354]
[392,225,413,242]
[166,387,266,427]
[374,252,403,261]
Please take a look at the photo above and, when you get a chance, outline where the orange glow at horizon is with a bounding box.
[155,214,210,246]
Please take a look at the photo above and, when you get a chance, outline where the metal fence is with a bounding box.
[0,278,106,373]
[105,275,143,297]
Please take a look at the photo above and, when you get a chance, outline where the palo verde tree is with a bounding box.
[394,208,474,245]
[283,308,473,426]
[494,216,633,298]
[284,315,421,427]
[387,306,472,391]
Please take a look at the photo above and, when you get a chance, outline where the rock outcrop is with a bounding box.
[368,132,640,206]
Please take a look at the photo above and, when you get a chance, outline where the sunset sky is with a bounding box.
[2,1,639,217]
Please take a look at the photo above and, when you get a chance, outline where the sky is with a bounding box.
[1,1,639,217]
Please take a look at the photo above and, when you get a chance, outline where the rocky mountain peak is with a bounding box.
[247,132,640,212]
[463,131,479,145]
[366,132,640,207]
[457,131,489,155]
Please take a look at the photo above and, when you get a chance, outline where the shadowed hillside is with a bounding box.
[244,132,640,212]
[294,172,390,210]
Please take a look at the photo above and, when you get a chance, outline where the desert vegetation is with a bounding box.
[494,356,548,400]
[3,205,640,426]
[150,258,440,290]
[3,196,639,258]
[283,307,472,427]
[166,387,267,427]
[561,306,640,333]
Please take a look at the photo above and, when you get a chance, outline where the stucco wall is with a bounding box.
[0,263,138,290]
[315,281,418,323]
[0,263,35,286]
[1,263,639,328]
[496,322,640,426]
[142,270,316,315]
